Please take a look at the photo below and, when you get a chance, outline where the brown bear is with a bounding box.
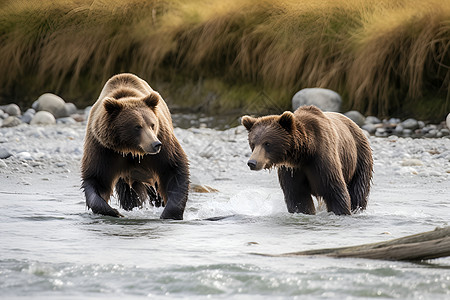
[81,73,189,219]
[241,105,373,215]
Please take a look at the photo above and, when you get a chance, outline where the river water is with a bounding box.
[0,121,449,299]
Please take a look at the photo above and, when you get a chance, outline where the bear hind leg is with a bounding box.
[348,156,372,211]
[116,178,147,211]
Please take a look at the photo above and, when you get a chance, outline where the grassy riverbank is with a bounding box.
[0,0,449,120]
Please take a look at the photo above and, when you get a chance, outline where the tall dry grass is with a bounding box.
[0,0,449,119]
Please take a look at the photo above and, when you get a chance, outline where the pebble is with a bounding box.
[56,117,76,125]
[0,160,7,168]
[401,158,423,166]
[16,152,32,161]
[2,116,22,128]
[20,108,35,124]
[0,148,12,159]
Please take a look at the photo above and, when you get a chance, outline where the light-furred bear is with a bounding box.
[241,105,373,215]
[81,73,189,219]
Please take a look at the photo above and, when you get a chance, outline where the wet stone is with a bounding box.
[0,148,12,159]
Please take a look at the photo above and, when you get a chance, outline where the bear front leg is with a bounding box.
[159,166,189,220]
[82,178,123,217]
[278,167,316,215]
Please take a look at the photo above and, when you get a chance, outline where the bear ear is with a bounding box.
[241,115,256,131]
[143,92,159,108]
[103,97,123,115]
[278,111,296,133]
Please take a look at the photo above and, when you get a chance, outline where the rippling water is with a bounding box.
[0,123,449,299]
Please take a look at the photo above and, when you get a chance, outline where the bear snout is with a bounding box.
[247,159,258,170]
[151,141,162,153]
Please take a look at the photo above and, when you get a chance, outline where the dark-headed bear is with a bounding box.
[81,73,189,219]
[241,105,372,215]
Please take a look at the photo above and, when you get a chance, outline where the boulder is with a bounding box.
[446,113,450,129]
[400,118,419,130]
[33,93,69,118]
[344,110,365,127]
[30,111,56,125]
[292,88,342,112]
[65,102,78,116]
[365,116,381,124]
[0,104,21,116]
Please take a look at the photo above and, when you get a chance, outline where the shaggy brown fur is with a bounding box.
[81,73,189,219]
[242,105,373,215]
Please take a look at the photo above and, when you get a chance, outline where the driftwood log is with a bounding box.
[255,226,450,261]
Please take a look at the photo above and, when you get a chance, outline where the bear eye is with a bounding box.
[151,124,155,130]
[135,125,143,131]
[264,142,270,147]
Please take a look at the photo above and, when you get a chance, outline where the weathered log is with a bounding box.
[255,226,450,261]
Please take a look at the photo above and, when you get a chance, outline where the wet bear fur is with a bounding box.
[241,105,373,215]
[81,73,189,219]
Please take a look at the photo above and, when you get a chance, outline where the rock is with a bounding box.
[0,148,12,159]
[365,116,381,124]
[401,158,423,166]
[21,108,35,124]
[16,152,32,161]
[0,110,8,119]
[361,123,376,134]
[387,118,400,125]
[403,129,412,136]
[0,160,7,168]
[446,113,450,129]
[292,88,342,112]
[0,104,21,116]
[401,118,419,130]
[440,128,450,136]
[65,102,78,116]
[30,111,56,125]
[394,124,404,135]
[56,117,76,125]
[2,116,22,128]
[375,127,388,137]
[425,129,438,138]
[344,110,365,127]
[33,93,68,118]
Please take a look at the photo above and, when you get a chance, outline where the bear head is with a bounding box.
[241,111,296,171]
[94,92,163,157]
